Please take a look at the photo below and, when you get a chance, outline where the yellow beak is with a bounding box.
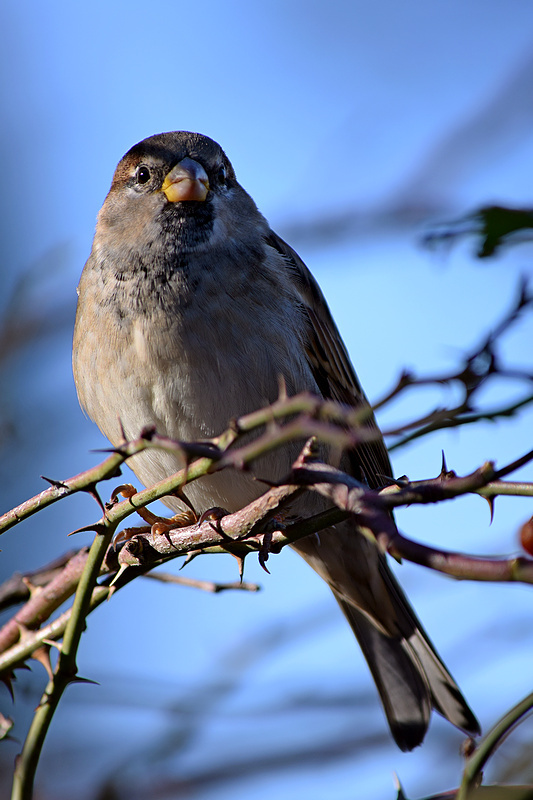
[162,158,210,203]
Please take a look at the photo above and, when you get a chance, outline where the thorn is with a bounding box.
[90,445,126,454]
[106,584,118,599]
[392,773,407,800]
[21,576,41,599]
[31,645,54,681]
[85,484,105,512]
[382,474,409,488]
[1,673,16,702]
[179,440,221,460]
[258,551,270,574]
[67,675,100,687]
[15,622,32,643]
[109,563,130,589]
[42,638,62,652]
[229,552,246,582]
[41,475,69,490]
[68,521,107,536]
[438,451,456,480]
[258,531,273,574]
[485,495,495,524]
[179,550,202,569]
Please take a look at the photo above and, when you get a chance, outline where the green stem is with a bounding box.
[456,691,533,800]
[11,525,115,800]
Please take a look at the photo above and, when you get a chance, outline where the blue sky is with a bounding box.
[2,3,533,798]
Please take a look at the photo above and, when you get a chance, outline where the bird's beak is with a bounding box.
[162,158,210,202]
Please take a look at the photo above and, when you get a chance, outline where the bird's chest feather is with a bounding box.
[74,241,317,510]
[76,247,314,447]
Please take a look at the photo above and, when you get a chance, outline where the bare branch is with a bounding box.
[143,571,260,593]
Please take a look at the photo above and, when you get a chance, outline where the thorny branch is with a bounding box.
[2,279,533,538]
[381,278,533,449]
[1,284,533,798]
[2,437,533,678]
[1,281,533,672]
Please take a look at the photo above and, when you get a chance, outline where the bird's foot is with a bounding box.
[111,483,197,545]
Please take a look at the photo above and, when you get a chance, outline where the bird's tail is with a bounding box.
[333,580,480,751]
[292,527,480,751]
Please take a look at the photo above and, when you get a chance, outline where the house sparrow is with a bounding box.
[73,131,479,750]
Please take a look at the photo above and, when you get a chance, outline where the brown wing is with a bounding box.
[264,230,392,488]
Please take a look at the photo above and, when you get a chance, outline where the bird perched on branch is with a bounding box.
[73,131,479,750]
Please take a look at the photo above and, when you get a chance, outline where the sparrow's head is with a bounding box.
[94,131,264,261]
[110,131,235,201]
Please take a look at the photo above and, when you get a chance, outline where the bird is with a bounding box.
[72,131,480,751]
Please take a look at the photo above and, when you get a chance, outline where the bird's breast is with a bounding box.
[74,247,318,512]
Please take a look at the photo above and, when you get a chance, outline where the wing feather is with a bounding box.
[264,231,391,488]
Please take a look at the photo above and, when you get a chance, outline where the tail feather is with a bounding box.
[408,621,480,736]
[337,597,431,750]
[375,555,480,739]
[334,594,431,751]
[333,567,480,750]
[292,522,480,749]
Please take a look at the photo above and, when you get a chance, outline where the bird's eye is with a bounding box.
[217,164,227,185]
[136,166,151,185]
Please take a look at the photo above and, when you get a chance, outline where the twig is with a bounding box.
[292,459,533,584]
[388,392,533,450]
[0,552,79,612]
[375,280,533,450]
[143,571,260,593]
[0,548,91,655]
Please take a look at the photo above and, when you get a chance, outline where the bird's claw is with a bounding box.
[111,483,197,546]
